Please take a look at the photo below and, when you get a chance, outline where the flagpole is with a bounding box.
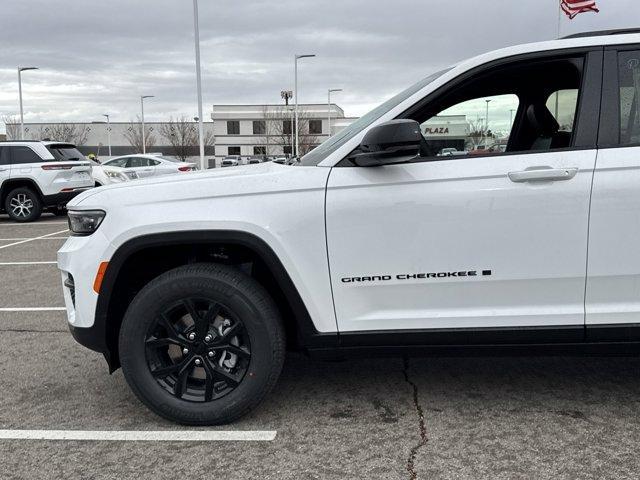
[557,0,562,38]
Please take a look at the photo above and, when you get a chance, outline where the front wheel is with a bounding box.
[4,187,42,222]
[119,263,285,425]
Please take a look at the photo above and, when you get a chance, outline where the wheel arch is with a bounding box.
[94,230,328,372]
[0,178,44,207]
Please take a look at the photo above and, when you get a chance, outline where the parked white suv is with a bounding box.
[59,30,640,425]
[1,141,93,222]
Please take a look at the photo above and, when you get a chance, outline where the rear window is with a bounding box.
[46,144,86,161]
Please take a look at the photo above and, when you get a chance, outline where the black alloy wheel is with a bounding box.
[145,298,251,402]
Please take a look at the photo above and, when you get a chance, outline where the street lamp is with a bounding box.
[294,54,315,157]
[484,99,492,146]
[18,67,38,140]
[281,90,293,106]
[140,95,154,154]
[102,114,111,157]
[192,0,205,170]
[288,106,294,157]
[327,88,342,137]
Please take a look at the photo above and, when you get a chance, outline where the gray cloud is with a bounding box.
[0,0,634,132]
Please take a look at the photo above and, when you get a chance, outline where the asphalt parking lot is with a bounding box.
[1,215,640,479]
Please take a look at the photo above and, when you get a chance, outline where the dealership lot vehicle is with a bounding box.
[91,162,139,186]
[221,155,240,167]
[247,155,264,164]
[58,31,640,426]
[0,141,93,222]
[98,155,196,182]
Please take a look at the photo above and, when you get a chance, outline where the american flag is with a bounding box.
[560,0,599,19]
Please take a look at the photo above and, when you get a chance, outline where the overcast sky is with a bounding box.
[0,0,635,133]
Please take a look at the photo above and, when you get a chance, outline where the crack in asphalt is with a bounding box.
[403,357,428,480]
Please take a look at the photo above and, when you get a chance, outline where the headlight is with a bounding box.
[68,210,106,236]
[105,170,127,181]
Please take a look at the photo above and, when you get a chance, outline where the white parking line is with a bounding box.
[0,222,68,227]
[0,238,68,241]
[0,261,57,265]
[0,308,66,312]
[0,229,68,250]
[0,430,277,442]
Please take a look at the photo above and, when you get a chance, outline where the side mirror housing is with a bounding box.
[351,119,422,167]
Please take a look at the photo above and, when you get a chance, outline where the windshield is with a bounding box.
[46,144,86,162]
[300,68,451,166]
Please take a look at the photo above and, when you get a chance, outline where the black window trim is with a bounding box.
[337,46,604,167]
[598,43,640,149]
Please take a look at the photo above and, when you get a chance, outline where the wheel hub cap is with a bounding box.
[144,298,251,403]
[9,194,33,218]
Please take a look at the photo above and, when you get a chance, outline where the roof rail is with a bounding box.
[563,28,640,39]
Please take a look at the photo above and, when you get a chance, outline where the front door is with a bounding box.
[326,50,602,334]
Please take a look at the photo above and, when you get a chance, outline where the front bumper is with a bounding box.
[58,230,114,357]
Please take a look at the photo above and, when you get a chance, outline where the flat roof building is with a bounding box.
[15,103,357,165]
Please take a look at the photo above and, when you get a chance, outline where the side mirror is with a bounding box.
[351,119,422,167]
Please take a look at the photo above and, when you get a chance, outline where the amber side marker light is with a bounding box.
[93,262,109,293]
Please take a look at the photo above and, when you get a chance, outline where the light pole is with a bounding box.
[485,99,492,146]
[140,95,154,154]
[18,67,38,140]
[327,88,342,138]
[288,106,294,157]
[509,109,515,127]
[281,90,293,106]
[192,0,205,170]
[102,114,111,157]
[294,54,315,157]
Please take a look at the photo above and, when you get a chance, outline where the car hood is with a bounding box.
[67,162,322,208]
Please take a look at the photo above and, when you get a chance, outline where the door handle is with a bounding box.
[508,167,578,183]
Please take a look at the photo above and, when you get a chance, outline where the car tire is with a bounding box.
[4,187,42,222]
[119,263,286,425]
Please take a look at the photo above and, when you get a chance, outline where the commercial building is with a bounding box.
[421,115,470,153]
[211,104,356,158]
[16,103,357,165]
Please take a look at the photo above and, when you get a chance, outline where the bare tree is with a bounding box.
[36,123,89,145]
[465,119,493,150]
[123,117,157,153]
[259,106,320,156]
[159,116,214,161]
[2,115,20,140]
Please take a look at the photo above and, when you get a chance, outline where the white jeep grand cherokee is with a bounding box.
[59,30,640,425]
[1,141,93,222]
